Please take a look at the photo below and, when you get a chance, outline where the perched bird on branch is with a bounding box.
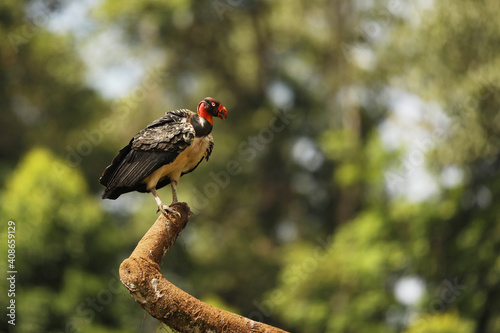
[100,97,228,215]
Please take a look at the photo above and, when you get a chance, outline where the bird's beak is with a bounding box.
[218,105,228,120]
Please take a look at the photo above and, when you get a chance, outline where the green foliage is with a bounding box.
[1,0,500,332]
[0,0,108,188]
[2,148,100,257]
[405,313,474,333]
[271,210,401,332]
[0,148,140,332]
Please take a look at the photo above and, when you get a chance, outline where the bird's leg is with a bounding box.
[151,188,175,216]
[171,180,178,203]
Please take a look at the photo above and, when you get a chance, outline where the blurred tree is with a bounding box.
[95,0,377,328]
[270,0,500,332]
[405,313,474,333]
[0,148,142,332]
[379,1,500,332]
[1,0,499,332]
[0,0,109,186]
[94,0,415,330]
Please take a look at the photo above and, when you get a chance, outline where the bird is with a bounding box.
[99,97,228,215]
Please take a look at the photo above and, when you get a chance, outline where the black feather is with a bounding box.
[99,141,132,188]
[100,108,213,200]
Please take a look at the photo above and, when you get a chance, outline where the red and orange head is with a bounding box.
[197,97,228,123]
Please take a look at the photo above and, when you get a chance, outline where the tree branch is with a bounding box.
[119,202,288,333]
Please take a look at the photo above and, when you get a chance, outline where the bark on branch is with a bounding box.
[119,202,288,333]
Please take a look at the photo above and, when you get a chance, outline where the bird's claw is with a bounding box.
[156,204,180,218]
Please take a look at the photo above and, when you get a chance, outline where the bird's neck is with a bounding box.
[198,104,213,125]
[192,114,213,137]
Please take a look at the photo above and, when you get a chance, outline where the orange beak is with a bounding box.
[218,104,228,120]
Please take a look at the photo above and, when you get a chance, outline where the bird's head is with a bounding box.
[197,97,228,124]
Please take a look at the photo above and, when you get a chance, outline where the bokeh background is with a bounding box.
[1,0,500,332]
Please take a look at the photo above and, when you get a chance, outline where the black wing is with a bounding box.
[100,110,196,199]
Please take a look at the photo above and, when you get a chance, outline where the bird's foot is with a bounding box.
[157,204,174,216]
[156,204,180,218]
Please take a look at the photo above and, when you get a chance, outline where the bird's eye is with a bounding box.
[211,102,216,107]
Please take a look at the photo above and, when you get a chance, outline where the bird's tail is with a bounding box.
[100,144,132,185]
[100,143,133,200]
[102,187,121,200]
